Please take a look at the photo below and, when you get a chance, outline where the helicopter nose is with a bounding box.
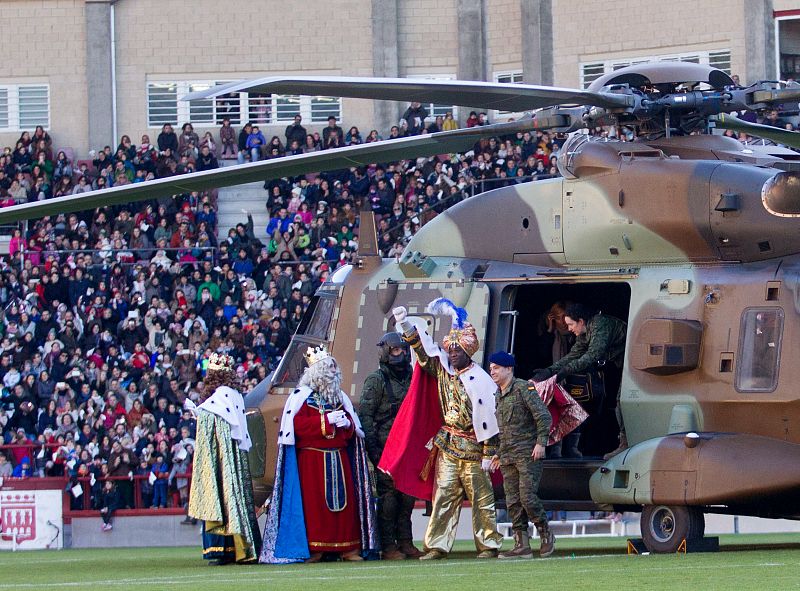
[761,171,800,217]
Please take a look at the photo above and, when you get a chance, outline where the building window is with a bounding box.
[580,50,732,89]
[0,84,49,131]
[494,70,524,119]
[18,85,49,129]
[148,79,340,128]
[146,83,178,127]
[311,96,341,123]
[0,89,9,130]
[736,307,783,393]
[407,74,458,121]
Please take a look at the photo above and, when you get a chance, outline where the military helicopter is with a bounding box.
[5,61,800,553]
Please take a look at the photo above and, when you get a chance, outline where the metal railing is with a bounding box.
[66,473,192,512]
[0,443,191,513]
[14,245,219,269]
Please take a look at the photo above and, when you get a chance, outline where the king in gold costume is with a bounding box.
[188,353,261,564]
[389,298,503,560]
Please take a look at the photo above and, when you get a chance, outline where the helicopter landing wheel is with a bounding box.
[640,505,704,553]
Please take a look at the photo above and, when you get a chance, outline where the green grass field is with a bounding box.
[2,535,800,590]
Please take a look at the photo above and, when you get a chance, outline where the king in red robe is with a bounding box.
[260,349,379,564]
[294,397,361,555]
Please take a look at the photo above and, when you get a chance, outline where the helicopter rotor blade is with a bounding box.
[0,119,550,226]
[712,113,800,150]
[182,76,634,112]
[747,86,800,106]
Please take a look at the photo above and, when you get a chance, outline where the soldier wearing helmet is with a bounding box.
[358,332,422,560]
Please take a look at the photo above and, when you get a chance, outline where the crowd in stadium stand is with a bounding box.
[0,106,567,514]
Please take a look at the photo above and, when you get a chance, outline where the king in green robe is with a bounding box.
[188,381,261,564]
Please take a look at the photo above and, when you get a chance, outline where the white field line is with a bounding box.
[0,560,787,589]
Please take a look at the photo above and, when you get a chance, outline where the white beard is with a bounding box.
[298,357,343,407]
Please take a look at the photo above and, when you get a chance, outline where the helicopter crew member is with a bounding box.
[488,351,555,558]
[532,303,628,459]
[385,298,503,560]
[188,353,261,564]
[537,301,579,458]
[359,333,424,560]
[259,346,379,564]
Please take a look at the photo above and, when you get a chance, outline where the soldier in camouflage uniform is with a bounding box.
[532,303,628,459]
[358,332,423,560]
[488,351,555,558]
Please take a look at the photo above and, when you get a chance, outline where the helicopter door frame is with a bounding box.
[499,309,519,352]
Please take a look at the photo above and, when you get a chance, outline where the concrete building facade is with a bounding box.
[0,0,796,155]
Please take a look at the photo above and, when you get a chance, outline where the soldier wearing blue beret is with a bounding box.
[488,351,555,558]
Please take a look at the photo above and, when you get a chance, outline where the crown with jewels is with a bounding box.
[304,344,331,367]
[207,352,235,372]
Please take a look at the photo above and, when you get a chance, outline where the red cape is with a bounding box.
[377,364,442,501]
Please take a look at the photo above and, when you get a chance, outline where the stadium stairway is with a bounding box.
[215,159,270,243]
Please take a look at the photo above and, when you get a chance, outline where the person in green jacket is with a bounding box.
[196,273,221,302]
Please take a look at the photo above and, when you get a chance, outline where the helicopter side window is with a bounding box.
[736,308,784,393]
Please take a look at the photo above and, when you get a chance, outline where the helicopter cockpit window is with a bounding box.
[298,295,336,340]
[272,338,315,387]
[736,308,784,393]
[557,133,590,179]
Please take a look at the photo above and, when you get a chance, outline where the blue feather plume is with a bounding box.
[426,297,468,329]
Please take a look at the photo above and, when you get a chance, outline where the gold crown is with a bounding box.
[207,352,235,372]
[304,345,331,367]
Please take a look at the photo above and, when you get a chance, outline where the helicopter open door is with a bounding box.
[498,280,632,459]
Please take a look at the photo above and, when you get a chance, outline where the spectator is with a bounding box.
[219,118,237,159]
[178,123,200,159]
[284,114,307,147]
[99,480,118,531]
[151,453,170,508]
[322,116,344,148]
[0,452,12,477]
[402,102,429,135]
[196,145,219,171]
[246,125,266,162]
[443,111,458,131]
[157,123,178,153]
[136,458,154,508]
[237,122,253,164]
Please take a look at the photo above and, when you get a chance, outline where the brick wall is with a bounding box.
[0,0,87,154]
[552,0,745,87]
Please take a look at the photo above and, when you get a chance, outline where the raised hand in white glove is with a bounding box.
[392,306,412,333]
[481,458,493,473]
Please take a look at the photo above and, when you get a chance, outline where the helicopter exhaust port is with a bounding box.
[761,171,800,217]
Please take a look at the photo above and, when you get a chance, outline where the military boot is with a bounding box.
[397,540,424,558]
[498,530,533,559]
[603,431,629,460]
[536,524,556,558]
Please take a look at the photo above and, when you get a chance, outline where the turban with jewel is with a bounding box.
[426,298,480,358]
